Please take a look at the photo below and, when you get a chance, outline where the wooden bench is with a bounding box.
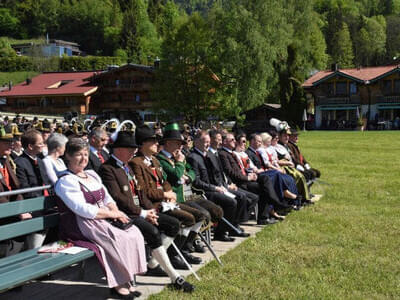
[0,196,94,293]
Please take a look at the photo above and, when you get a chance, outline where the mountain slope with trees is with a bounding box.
[1,0,400,122]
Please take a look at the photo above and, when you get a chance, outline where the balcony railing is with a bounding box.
[375,95,400,104]
[317,95,361,105]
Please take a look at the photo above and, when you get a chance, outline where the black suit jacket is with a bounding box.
[15,152,51,199]
[99,156,153,217]
[186,150,217,193]
[246,147,264,169]
[207,150,231,187]
[86,149,110,173]
[218,148,248,185]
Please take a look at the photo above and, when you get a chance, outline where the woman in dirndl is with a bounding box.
[55,138,146,299]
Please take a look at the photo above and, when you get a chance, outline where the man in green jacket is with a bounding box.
[157,123,223,253]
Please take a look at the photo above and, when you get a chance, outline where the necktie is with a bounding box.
[98,152,105,163]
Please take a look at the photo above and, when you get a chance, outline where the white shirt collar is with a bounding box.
[208,147,217,154]
[24,151,37,161]
[90,145,98,155]
[222,146,233,153]
[194,147,207,157]
[111,154,124,167]
[161,149,173,159]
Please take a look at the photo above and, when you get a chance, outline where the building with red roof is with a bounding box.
[0,71,98,115]
[303,64,400,130]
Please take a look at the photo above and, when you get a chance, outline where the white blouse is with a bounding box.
[43,156,67,185]
[273,144,292,162]
[55,170,115,219]
[257,147,273,168]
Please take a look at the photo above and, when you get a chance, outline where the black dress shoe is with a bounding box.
[257,218,278,225]
[144,265,168,277]
[214,232,235,242]
[230,231,250,237]
[109,288,135,299]
[302,199,314,206]
[170,255,189,270]
[183,241,195,253]
[182,251,202,264]
[193,239,206,253]
[131,291,141,297]
[170,276,195,293]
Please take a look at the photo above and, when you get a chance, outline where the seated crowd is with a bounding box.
[0,116,320,298]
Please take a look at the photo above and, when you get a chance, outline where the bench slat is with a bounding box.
[0,196,57,219]
[0,250,94,292]
[0,214,59,241]
[0,249,39,269]
[0,254,48,274]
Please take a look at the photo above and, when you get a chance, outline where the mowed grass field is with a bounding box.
[150,131,400,300]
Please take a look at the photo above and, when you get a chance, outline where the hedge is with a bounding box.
[0,56,126,72]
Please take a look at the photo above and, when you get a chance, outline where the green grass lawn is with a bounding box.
[150,131,400,300]
[0,71,39,86]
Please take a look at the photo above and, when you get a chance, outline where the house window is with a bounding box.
[65,98,76,105]
[16,99,26,108]
[394,80,400,94]
[40,97,49,107]
[382,80,392,95]
[349,83,357,95]
[336,82,347,95]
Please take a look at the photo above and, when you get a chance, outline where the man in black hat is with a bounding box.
[99,131,194,293]
[157,123,223,253]
[287,129,320,181]
[130,125,205,269]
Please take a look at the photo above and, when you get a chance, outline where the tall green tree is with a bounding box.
[0,8,19,37]
[385,15,400,63]
[121,0,160,64]
[276,0,328,123]
[331,22,354,67]
[354,15,387,65]
[207,0,290,117]
[152,13,223,124]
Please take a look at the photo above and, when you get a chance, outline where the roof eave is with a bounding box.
[312,71,364,87]
[369,66,400,84]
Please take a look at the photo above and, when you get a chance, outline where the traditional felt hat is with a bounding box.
[160,122,185,144]
[289,129,299,136]
[135,125,157,145]
[0,126,14,142]
[11,123,22,136]
[112,131,138,148]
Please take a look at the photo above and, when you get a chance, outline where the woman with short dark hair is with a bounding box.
[55,138,146,299]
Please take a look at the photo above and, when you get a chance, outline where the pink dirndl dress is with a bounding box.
[56,172,147,288]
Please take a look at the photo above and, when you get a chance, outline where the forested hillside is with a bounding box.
[1,0,400,120]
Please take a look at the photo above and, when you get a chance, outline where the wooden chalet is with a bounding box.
[303,64,400,130]
[0,71,98,115]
